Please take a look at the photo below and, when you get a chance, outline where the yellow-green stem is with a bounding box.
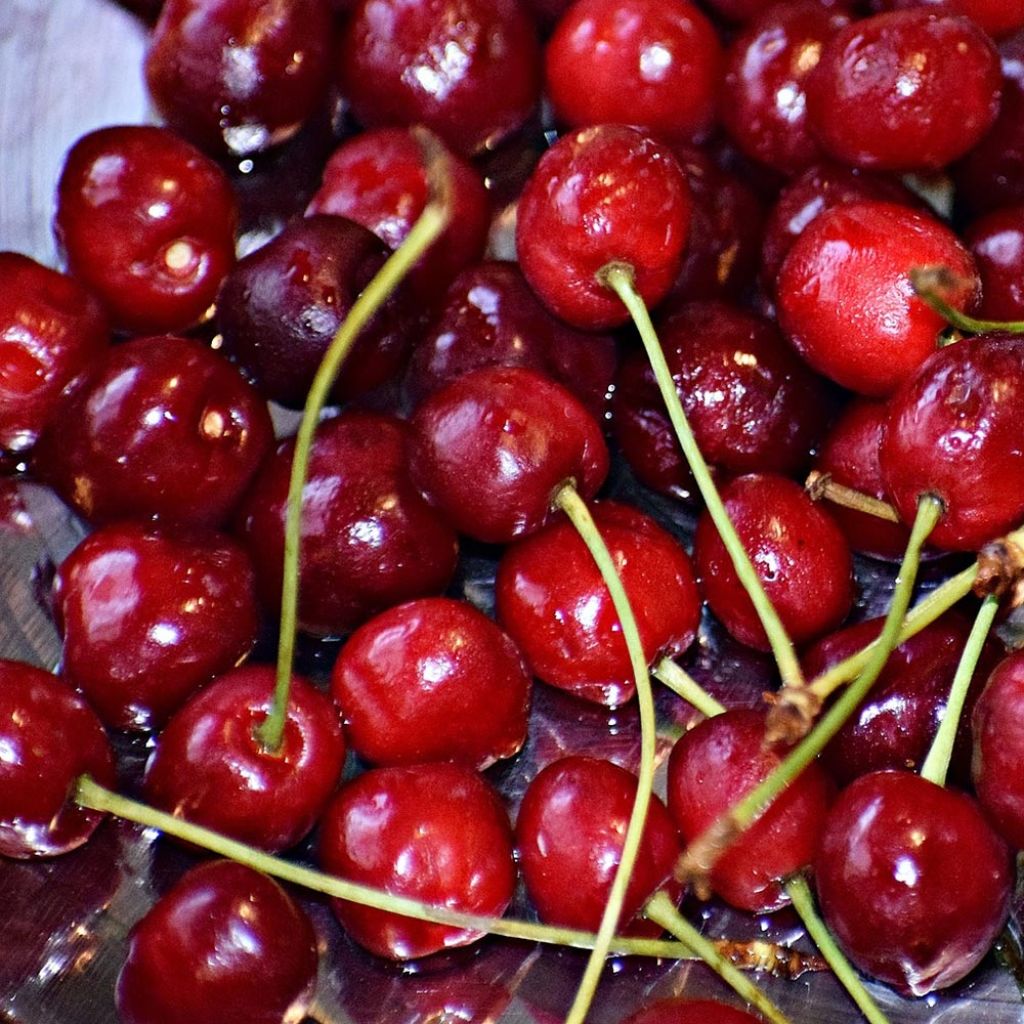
[911,266,1024,335]
[653,657,726,718]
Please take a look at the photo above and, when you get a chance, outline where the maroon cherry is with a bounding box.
[318,762,517,960]
[815,771,1012,995]
[0,253,108,456]
[515,755,683,935]
[0,660,115,859]
[54,125,237,333]
[116,859,319,1024]
[965,204,1024,322]
[142,665,345,852]
[407,366,609,545]
[34,334,274,528]
[624,997,765,1024]
[331,597,531,769]
[53,521,259,731]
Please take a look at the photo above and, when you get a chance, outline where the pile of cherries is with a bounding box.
[6,0,1024,1021]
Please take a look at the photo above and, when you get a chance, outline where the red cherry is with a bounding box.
[879,0,1024,39]
[515,755,683,935]
[53,521,259,731]
[965,204,1024,321]
[815,771,1012,995]
[116,859,319,1024]
[54,125,237,333]
[407,366,609,544]
[624,997,765,1024]
[515,124,691,330]
[331,597,532,769]
[0,660,115,859]
[318,762,517,960]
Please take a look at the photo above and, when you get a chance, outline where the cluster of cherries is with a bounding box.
[6,0,1024,1021]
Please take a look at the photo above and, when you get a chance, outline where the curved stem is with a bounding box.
[911,266,1024,335]
[599,263,804,694]
[552,485,658,1024]
[805,470,901,523]
[259,130,454,753]
[653,657,726,718]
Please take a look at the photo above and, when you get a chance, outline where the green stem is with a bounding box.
[258,131,453,753]
[653,657,726,718]
[599,263,804,694]
[919,593,1001,786]
[911,266,1024,335]
[552,485,658,1024]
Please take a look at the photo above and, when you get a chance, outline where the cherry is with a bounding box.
[880,333,1024,552]
[54,125,237,334]
[624,997,765,1024]
[805,10,1001,172]
[0,253,109,457]
[142,665,345,852]
[815,770,1012,995]
[338,0,542,157]
[515,755,683,935]
[544,0,722,142]
[237,410,458,636]
[776,199,979,396]
[34,334,274,529]
[331,596,532,768]
[53,521,259,731]
[116,859,319,1024]
[965,204,1024,322]
[495,500,701,707]
[515,124,691,330]
[0,660,115,859]
[876,0,1024,39]
[407,366,609,545]
[694,473,855,652]
[318,762,516,959]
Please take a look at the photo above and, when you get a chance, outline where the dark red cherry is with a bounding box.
[965,204,1024,321]
[306,128,489,305]
[237,410,458,636]
[624,998,763,1024]
[496,501,701,707]
[0,660,115,859]
[318,762,516,960]
[694,473,855,652]
[815,771,1011,995]
[143,665,344,852]
[116,859,319,1024]
[408,366,609,545]
[0,253,108,456]
[338,0,542,157]
[331,597,531,768]
[516,755,683,935]
[217,215,417,408]
[880,334,1024,552]
[806,10,1001,172]
[404,261,618,423]
[776,200,979,396]
[53,521,259,731]
[667,708,833,913]
[515,124,691,330]
[877,0,1024,39]
[54,126,237,334]
[34,335,274,529]
[145,0,333,156]
[544,0,722,142]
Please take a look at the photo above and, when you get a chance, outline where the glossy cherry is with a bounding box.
[54,125,237,333]
[53,521,259,731]
[116,859,319,1024]
[0,660,115,859]
[875,0,1024,41]
[331,597,531,768]
[318,762,517,960]
[624,997,765,1024]
[516,755,683,935]
[965,204,1024,322]
[815,771,1012,995]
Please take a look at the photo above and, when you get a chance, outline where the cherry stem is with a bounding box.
[259,128,454,754]
[919,592,1001,787]
[805,470,901,523]
[644,891,793,1024]
[552,483,658,1024]
[598,262,804,694]
[653,657,726,718]
[911,265,1024,336]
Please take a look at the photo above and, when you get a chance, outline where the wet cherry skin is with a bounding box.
[408,366,609,545]
[515,755,683,935]
[54,125,237,334]
[965,205,1024,322]
[624,997,765,1024]
[318,762,517,960]
[331,596,532,769]
[0,660,116,859]
[115,859,319,1024]
[815,771,1012,996]
[53,522,259,732]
